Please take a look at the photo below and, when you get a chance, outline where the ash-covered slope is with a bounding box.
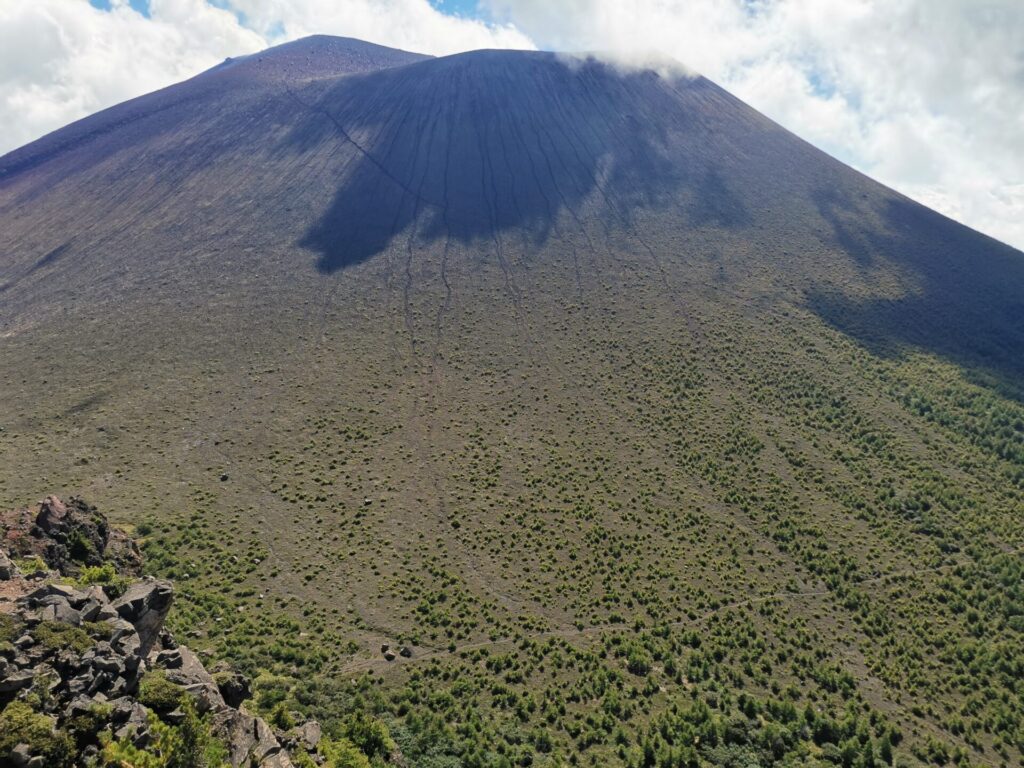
[0,36,1021,377]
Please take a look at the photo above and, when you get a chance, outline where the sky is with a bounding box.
[1,0,1022,251]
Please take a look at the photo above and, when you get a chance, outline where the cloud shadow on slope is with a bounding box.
[806,196,1024,391]
[285,51,748,273]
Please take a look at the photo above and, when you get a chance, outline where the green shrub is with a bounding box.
[68,702,114,746]
[138,670,185,713]
[252,672,293,713]
[33,621,96,654]
[626,646,652,676]
[320,736,373,768]
[76,562,130,597]
[0,613,22,643]
[167,697,227,768]
[100,701,229,768]
[0,701,74,767]
[340,712,394,761]
[269,701,296,730]
[14,556,47,574]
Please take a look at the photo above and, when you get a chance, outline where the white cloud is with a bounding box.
[0,0,1020,250]
[221,0,532,55]
[0,0,265,154]
[0,0,531,156]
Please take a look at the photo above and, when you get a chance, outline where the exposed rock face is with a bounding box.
[110,580,174,658]
[0,497,308,768]
[0,496,142,578]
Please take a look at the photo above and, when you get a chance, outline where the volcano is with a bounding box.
[1,35,1023,766]
[2,34,1021,372]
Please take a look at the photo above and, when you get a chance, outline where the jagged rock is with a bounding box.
[254,717,285,763]
[0,668,34,691]
[296,720,322,751]
[109,696,137,723]
[112,699,152,747]
[82,585,110,604]
[1,496,304,768]
[79,599,104,622]
[9,744,32,767]
[107,617,142,662]
[162,645,224,711]
[66,695,100,716]
[212,662,251,708]
[111,579,173,657]
[26,645,52,664]
[261,753,297,768]
[66,671,95,697]
[215,709,258,766]
[164,708,187,725]
[0,496,142,577]
[156,628,179,651]
[39,596,81,625]
[156,647,183,669]
[23,582,77,603]
[34,664,61,693]
[92,653,124,675]
[114,719,151,748]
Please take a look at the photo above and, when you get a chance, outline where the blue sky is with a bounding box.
[88,0,150,13]
[431,0,481,16]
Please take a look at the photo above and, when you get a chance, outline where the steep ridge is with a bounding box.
[1,35,1023,767]
[0,496,330,767]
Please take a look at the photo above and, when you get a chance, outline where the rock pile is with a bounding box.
[1,496,142,578]
[0,497,314,767]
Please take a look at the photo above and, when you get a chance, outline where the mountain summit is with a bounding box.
[1,35,1021,377]
[1,35,1023,766]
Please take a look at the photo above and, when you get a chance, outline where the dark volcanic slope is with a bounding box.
[1,36,1024,766]
[2,40,1024,380]
[1,37,1021,377]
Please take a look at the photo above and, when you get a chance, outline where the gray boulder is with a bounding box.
[39,596,81,625]
[111,580,173,657]
[296,720,322,751]
[0,668,34,692]
[162,645,224,711]
[212,663,251,708]
[9,744,32,767]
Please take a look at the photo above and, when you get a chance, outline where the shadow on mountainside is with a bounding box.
[287,51,749,273]
[807,196,1024,392]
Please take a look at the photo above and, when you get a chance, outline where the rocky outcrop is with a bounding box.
[0,496,141,578]
[0,497,311,768]
[110,580,174,658]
